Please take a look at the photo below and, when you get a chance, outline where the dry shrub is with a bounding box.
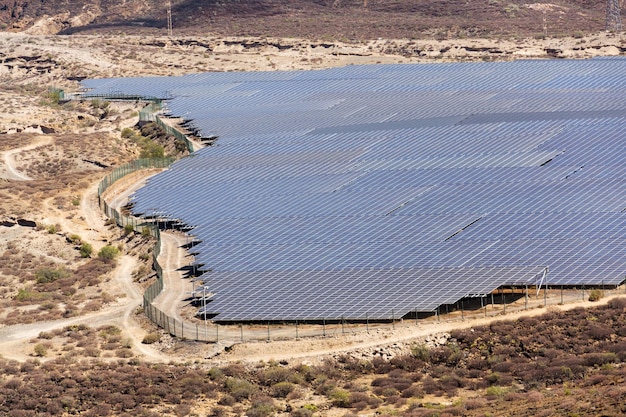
[271,381,296,398]
[607,297,626,310]
[463,397,487,410]
[141,333,160,344]
[225,377,257,401]
[401,383,424,399]
[258,366,302,386]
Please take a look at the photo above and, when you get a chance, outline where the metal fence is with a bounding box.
[141,286,626,344]
[137,101,196,153]
[98,158,174,196]
[97,158,171,328]
[63,92,195,153]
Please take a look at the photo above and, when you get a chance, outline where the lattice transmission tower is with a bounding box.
[606,0,623,31]
[167,0,173,36]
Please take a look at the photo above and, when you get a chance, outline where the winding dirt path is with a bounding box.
[0,255,163,362]
[0,135,53,180]
[0,145,166,362]
[152,232,193,322]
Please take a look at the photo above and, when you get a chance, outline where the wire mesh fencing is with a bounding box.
[140,285,626,344]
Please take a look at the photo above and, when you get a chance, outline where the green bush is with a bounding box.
[225,378,258,401]
[46,89,61,105]
[329,388,350,407]
[139,141,165,158]
[411,343,431,362]
[124,224,135,236]
[16,287,46,302]
[68,234,82,244]
[79,243,93,258]
[33,344,48,357]
[35,267,70,284]
[98,245,120,261]
[484,385,508,398]
[271,381,296,398]
[588,289,604,302]
[121,127,135,138]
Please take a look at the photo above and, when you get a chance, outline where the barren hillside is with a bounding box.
[0,0,613,39]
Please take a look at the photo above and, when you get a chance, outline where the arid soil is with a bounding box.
[0,0,616,40]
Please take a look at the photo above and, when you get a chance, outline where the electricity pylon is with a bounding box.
[606,0,623,31]
[167,0,173,36]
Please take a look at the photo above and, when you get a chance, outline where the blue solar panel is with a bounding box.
[83,57,626,321]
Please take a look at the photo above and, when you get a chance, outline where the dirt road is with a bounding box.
[0,135,53,180]
[0,255,163,362]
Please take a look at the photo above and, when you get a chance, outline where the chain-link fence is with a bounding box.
[142,286,626,344]
[137,101,195,153]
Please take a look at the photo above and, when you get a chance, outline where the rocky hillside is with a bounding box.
[0,0,613,39]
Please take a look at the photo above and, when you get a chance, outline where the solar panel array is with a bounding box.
[83,57,626,322]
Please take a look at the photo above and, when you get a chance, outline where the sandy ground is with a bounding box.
[0,31,624,93]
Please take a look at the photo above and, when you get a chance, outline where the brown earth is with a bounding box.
[0,0,616,40]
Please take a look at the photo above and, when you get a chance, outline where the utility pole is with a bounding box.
[167,0,173,37]
[606,0,623,31]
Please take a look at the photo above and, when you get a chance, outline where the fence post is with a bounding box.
[525,285,528,309]
[461,300,464,320]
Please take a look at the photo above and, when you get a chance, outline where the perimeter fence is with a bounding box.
[97,158,172,330]
[138,101,196,153]
[140,286,626,344]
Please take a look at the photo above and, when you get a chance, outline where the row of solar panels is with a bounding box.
[83,57,626,321]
